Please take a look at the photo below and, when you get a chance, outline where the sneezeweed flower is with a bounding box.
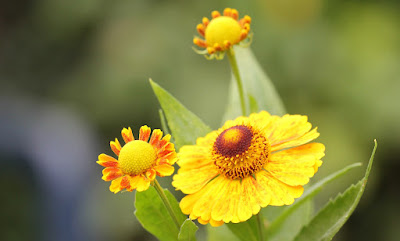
[97,125,177,193]
[193,8,252,59]
[173,111,324,226]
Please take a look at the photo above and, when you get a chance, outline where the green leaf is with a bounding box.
[178,219,198,241]
[226,215,259,241]
[265,162,362,241]
[207,225,241,241]
[248,94,259,114]
[159,109,171,136]
[294,140,378,241]
[135,187,187,241]
[223,46,286,122]
[150,79,211,149]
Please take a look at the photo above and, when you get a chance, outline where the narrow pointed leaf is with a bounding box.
[150,79,211,149]
[178,219,198,241]
[226,215,259,241]
[294,140,378,241]
[265,162,362,241]
[223,46,286,122]
[159,109,171,136]
[135,187,187,241]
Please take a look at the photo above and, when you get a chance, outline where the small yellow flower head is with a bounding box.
[193,8,252,59]
[97,125,177,193]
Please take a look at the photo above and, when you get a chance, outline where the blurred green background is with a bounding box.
[1,0,399,240]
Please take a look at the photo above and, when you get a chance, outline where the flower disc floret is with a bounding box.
[97,125,177,193]
[118,140,157,175]
[213,125,270,180]
[172,111,325,226]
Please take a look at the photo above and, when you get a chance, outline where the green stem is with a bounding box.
[153,179,181,230]
[227,47,247,116]
[257,212,265,241]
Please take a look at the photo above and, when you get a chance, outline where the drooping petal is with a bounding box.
[209,219,224,227]
[256,171,304,206]
[191,176,228,222]
[135,175,150,192]
[121,127,134,143]
[314,159,323,173]
[146,169,156,181]
[109,177,123,193]
[180,177,223,216]
[102,167,123,181]
[154,164,175,177]
[120,176,131,190]
[173,164,219,194]
[267,143,325,186]
[110,138,121,156]
[97,153,118,167]
[223,179,241,223]
[139,125,151,142]
[236,177,262,221]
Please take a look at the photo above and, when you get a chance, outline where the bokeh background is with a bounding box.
[1,0,399,240]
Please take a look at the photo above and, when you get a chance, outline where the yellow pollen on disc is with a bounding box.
[118,140,157,175]
[205,16,242,50]
[222,128,242,144]
[213,125,270,180]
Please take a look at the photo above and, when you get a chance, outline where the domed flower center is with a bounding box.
[205,16,242,49]
[213,125,270,180]
[215,125,253,156]
[118,140,157,175]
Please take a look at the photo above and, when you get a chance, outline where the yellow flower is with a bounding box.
[193,8,252,59]
[172,111,324,226]
[97,126,177,193]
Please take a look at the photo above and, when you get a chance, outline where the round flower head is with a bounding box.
[172,111,324,226]
[97,126,177,193]
[193,8,252,59]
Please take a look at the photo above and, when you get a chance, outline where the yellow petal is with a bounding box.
[265,114,319,151]
[196,130,219,146]
[149,129,163,146]
[154,164,175,177]
[109,177,123,193]
[121,127,134,143]
[172,164,218,194]
[110,138,121,156]
[224,180,241,223]
[257,171,304,206]
[314,159,323,173]
[267,143,325,186]
[210,178,234,222]
[209,219,224,227]
[177,145,214,169]
[97,153,118,167]
[101,167,123,181]
[139,125,151,142]
[271,128,320,152]
[180,183,212,215]
[237,177,262,221]
[191,176,228,222]
[135,175,151,192]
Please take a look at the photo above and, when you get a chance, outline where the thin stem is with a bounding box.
[257,212,265,241]
[153,179,181,230]
[227,47,247,116]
